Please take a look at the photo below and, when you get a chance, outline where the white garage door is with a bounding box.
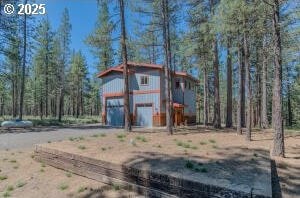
[136,104,153,127]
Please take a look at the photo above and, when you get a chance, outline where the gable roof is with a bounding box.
[97,62,199,82]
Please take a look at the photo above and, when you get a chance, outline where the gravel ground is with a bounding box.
[0,125,122,150]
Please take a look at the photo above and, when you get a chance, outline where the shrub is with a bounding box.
[16,181,26,188]
[112,183,121,191]
[3,192,10,197]
[0,175,8,180]
[209,139,216,144]
[66,172,72,178]
[185,161,194,169]
[77,186,86,193]
[58,183,69,191]
[182,143,191,148]
[136,136,147,142]
[117,134,126,139]
[191,146,198,150]
[6,186,14,192]
[78,136,84,140]
[69,137,75,141]
[78,145,86,150]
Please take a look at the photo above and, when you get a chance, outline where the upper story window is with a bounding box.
[175,80,180,89]
[140,76,149,85]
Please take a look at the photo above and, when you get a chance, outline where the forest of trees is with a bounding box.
[0,0,299,156]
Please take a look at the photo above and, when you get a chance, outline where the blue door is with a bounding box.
[106,98,124,126]
[136,104,153,127]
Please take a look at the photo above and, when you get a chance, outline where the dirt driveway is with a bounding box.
[0,125,122,150]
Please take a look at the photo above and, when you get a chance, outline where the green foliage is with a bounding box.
[16,181,27,188]
[208,139,216,144]
[111,183,121,191]
[185,160,194,169]
[135,136,147,142]
[78,145,86,150]
[77,186,86,193]
[185,160,208,173]
[58,183,69,191]
[6,186,14,192]
[65,172,72,178]
[85,1,114,71]
[2,191,10,197]
[0,175,8,181]
[116,133,126,139]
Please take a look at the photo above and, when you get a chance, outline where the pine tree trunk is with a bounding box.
[256,47,261,128]
[162,0,173,134]
[45,34,49,118]
[0,96,4,116]
[271,0,284,157]
[119,0,132,132]
[166,0,173,134]
[261,36,269,128]
[12,78,16,118]
[203,62,209,127]
[226,38,232,128]
[244,31,251,141]
[57,63,65,121]
[287,84,292,126]
[241,49,246,128]
[212,38,221,128]
[19,0,27,120]
[237,44,243,135]
[76,76,80,118]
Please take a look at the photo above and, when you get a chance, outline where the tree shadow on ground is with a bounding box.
[76,145,300,197]
[89,136,297,198]
[80,185,141,198]
[274,159,300,198]
[114,146,274,197]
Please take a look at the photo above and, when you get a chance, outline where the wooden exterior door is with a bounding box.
[174,107,184,126]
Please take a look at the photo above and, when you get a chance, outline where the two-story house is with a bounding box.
[97,62,198,127]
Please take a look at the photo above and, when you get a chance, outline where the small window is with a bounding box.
[140,76,149,85]
[184,80,187,88]
[175,80,180,89]
[189,82,191,90]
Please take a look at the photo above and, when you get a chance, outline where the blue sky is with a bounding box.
[36,0,105,75]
